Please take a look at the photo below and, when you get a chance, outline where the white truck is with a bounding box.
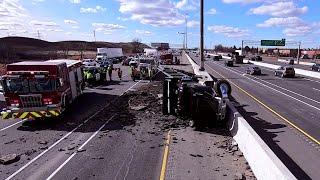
[96,48,123,61]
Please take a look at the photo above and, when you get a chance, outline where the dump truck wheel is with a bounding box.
[214,79,232,97]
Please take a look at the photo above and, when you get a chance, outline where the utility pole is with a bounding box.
[185,13,188,50]
[93,30,96,42]
[178,32,186,49]
[297,41,301,64]
[37,30,41,39]
[199,0,205,71]
[241,40,244,56]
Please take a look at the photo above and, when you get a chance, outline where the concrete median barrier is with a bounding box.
[227,103,297,180]
[244,59,320,79]
[184,52,213,85]
[278,58,315,66]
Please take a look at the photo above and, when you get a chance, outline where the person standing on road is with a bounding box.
[130,65,136,82]
[118,68,123,80]
[87,70,94,86]
[148,67,152,82]
[107,65,113,81]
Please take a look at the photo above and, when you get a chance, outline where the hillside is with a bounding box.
[0,36,149,63]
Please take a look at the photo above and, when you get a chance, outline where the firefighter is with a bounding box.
[130,65,136,82]
[86,69,94,86]
[117,68,123,80]
[107,65,113,81]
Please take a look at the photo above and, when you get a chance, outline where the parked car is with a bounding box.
[82,59,96,66]
[311,63,320,72]
[213,55,222,61]
[274,66,295,78]
[206,54,211,58]
[288,59,295,65]
[129,58,139,67]
[225,59,233,67]
[246,66,262,75]
[250,56,262,61]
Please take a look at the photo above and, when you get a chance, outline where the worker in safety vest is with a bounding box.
[83,70,88,81]
[86,70,94,86]
[130,65,136,82]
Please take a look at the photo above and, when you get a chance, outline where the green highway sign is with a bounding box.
[261,39,286,46]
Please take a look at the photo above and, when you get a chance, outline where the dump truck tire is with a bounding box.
[214,79,231,97]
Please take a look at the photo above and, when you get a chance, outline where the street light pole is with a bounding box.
[185,14,188,50]
[178,32,186,49]
[297,41,301,64]
[199,0,205,71]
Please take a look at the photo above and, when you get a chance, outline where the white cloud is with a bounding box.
[283,26,312,37]
[135,30,152,36]
[30,20,59,27]
[65,32,72,35]
[207,8,217,15]
[175,0,199,11]
[69,0,80,4]
[32,0,45,4]
[0,0,27,18]
[80,6,106,13]
[222,0,261,4]
[117,0,185,27]
[249,2,308,17]
[92,23,125,34]
[117,17,129,21]
[64,19,78,25]
[71,26,79,29]
[257,17,304,27]
[208,25,249,38]
[187,20,199,27]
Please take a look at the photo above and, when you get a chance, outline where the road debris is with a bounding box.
[0,154,20,165]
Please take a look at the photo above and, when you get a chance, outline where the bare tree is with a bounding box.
[132,38,142,53]
[61,42,71,58]
[78,42,87,60]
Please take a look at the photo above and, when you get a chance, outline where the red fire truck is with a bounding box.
[0,59,84,119]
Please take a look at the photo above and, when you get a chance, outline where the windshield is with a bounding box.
[5,78,56,93]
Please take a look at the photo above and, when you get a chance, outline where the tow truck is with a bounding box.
[0,59,84,119]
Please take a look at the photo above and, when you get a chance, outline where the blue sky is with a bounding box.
[0,0,319,48]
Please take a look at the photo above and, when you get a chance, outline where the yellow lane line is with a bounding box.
[206,64,320,145]
[159,130,171,180]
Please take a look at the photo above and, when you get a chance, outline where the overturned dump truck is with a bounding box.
[161,67,231,127]
[1,59,84,119]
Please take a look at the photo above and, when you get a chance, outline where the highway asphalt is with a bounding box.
[0,65,166,180]
[190,53,320,179]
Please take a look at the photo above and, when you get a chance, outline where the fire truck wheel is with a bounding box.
[214,79,232,97]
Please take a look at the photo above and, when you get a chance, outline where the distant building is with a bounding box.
[301,50,320,59]
[151,43,169,50]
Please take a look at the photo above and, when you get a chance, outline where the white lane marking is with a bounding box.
[313,88,320,92]
[0,119,27,132]
[46,80,143,179]
[225,64,320,106]
[46,115,116,180]
[210,62,320,112]
[5,120,88,180]
[5,80,142,180]
[304,78,320,84]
